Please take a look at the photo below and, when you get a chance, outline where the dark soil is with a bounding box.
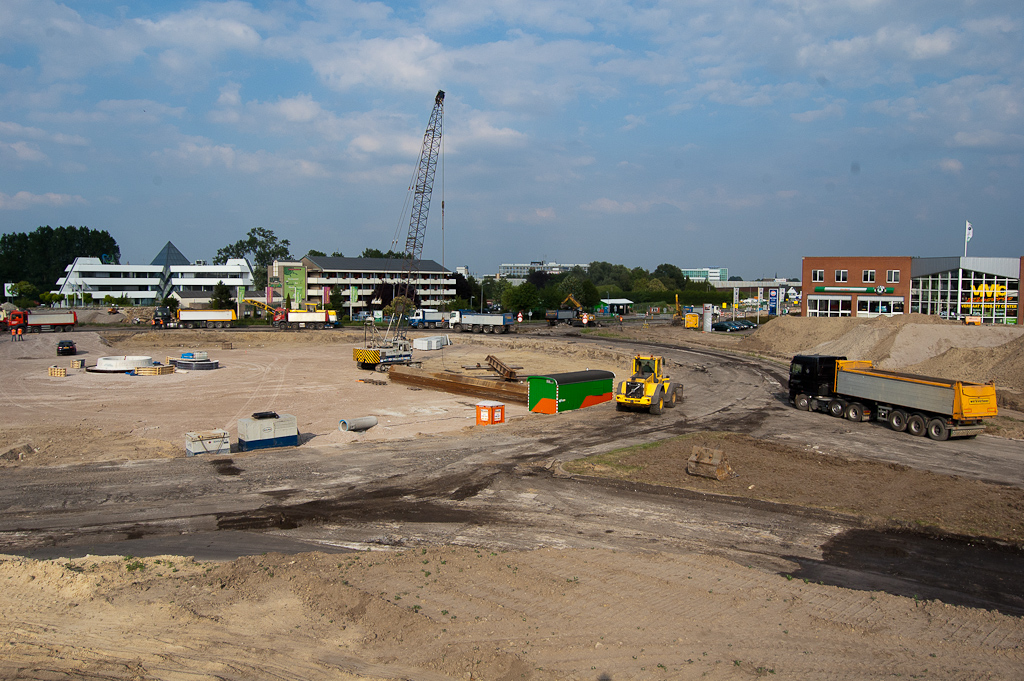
[563,431,1024,543]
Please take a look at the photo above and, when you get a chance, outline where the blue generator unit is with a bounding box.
[237,412,299,451]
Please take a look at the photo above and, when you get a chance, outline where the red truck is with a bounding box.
[2,310,78,333]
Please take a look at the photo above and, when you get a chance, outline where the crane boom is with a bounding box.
[404,90,444,264]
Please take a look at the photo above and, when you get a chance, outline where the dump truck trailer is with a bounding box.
[153,308,236,329]
[789,354,997,441]
[3,310,77,332]
[448,310,515,334]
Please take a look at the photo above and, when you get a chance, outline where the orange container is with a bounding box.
[475,401,505,425]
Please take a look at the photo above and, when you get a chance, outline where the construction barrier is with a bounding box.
[476,401,505,425]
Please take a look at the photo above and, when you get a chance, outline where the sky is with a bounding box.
[1,0,1022,282]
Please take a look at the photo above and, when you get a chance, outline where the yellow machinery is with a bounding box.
[671,294,683,326]
[614,355,683,415]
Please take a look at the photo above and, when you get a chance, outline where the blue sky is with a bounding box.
[1,0,1022,281]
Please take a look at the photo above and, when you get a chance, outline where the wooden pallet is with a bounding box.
[48,366,67,377]
[135,365,175,376]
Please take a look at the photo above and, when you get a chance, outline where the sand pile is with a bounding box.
[739,314,1024,394]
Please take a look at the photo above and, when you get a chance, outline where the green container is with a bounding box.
[528,370,615,414]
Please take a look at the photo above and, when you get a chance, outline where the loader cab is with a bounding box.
[634,356,659,378]
[789,354,846,400]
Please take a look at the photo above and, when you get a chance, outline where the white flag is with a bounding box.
[966,220,973,242]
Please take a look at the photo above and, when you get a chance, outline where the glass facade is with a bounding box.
[806,295,852,317]
[912,268,1019,323]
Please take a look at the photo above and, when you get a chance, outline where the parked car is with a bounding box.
[732,319,757,330]
[57,339,77,356]
[711,321,741,332]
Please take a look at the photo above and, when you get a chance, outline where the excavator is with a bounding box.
[545,294,595,327]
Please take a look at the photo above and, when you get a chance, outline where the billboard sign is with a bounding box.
[281,266,306,306]
[768,288,779,315]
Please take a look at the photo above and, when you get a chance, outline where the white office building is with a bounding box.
[56,242,254,306]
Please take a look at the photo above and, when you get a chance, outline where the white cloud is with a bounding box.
[951,130,1024,149]
[162,140,329,178]
[0,190,85,209]
[2,141,48,162]
[582,197,639,214]
[622,114,646,131]
[506,206,556,223]
[938,158,963,173]
[792,100,845,123]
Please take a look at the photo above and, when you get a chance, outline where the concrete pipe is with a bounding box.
[339,416,378,432]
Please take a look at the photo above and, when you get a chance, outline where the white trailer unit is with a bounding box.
[177,309,235,329]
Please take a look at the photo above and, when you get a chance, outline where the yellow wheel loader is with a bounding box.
[615,355,683,415]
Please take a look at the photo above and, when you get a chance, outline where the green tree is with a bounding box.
[214,227,292,290]
[502,282,539,313]
[360,248,411,259]
[160,296,180,313]
[11,280,39,308]
[208,281,235,310]
[328,286,345,314]
[383,295,415,319]
[307,249,326,257]
[0,225,120,293]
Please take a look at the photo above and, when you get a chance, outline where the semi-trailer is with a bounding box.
[448,310,515,334]
[788,354,998,441]
[152,308,236,329]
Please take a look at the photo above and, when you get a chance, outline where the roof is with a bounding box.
[303,256,450,273]
[528,370,616,384]
[601,298,634,305]
[150,242,191,267]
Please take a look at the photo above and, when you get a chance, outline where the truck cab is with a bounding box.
[789,354,845,408]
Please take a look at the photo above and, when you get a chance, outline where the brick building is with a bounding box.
[801,256,1021,324]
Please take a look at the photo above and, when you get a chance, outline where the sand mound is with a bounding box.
[739,314,1024,393]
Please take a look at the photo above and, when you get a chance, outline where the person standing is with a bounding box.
[17,326,24,341]
[9,327,14,342]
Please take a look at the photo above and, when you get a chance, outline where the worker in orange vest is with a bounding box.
[9,327,14,342]
[17,326,24,341]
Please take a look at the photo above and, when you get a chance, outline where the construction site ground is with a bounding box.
[1,314,1023,680]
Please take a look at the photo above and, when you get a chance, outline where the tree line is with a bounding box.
[0,223,730,315]
[0,226,120,307]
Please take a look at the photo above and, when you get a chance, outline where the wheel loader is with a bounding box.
[615,355,682,414]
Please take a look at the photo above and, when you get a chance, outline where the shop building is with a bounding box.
[801,256,1021,324]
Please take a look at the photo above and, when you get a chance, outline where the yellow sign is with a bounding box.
[971,283,1007,298]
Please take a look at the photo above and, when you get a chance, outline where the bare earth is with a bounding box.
[2,316,1024,680]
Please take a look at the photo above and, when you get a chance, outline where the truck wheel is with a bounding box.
[186,322,194,329]
[845,402,864,422]
[794,393,810,411]
[649,393,664,415]
[906,414,926,436]
[453,323,463,332]
[615,401,627,412]
[926,418,950,441]
[827,399,846,418]
[666,385,678,408]
[888,409,908,432]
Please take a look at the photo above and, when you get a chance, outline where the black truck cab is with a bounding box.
[789,354,846,405]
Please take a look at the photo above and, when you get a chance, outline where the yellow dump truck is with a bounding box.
[788,354,997,441]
